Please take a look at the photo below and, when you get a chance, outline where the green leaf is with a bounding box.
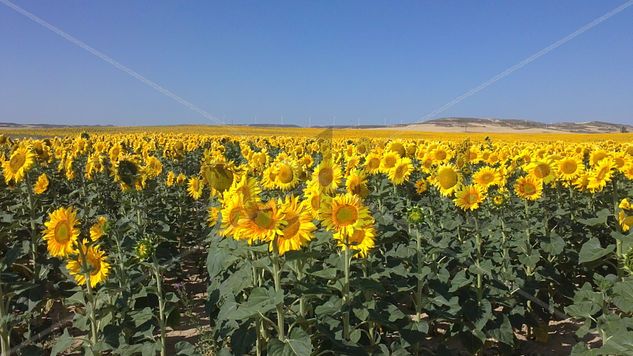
[267,328,313,356]
[50,328,74,356]
[613,279,633,313]
[578,238,614,264]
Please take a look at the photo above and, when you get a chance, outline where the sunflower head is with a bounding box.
[202,163,234,193]
[67,244,111,287]
[407,206,425,225]
[43,207,80,258]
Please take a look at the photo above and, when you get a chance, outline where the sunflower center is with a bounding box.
[335,205,358,226]
[278,165,294,183]
[523,183,536,195]
[438,169,457,189]
[9,152,26,171]
[395,165,406,177]
[283,215,300,237]
[348,229,365,245]
[561,160,577,174]
[254,210,275,230]
[480,172,494,184]
[383,156,397,169]
[54,221,71,243]
[435,150,447,161]
[318,167,333,186]
[368,158,380,170]
[466,192,479,204]
[534,164,550,178]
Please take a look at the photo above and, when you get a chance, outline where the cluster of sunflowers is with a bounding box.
[2,129,633,354]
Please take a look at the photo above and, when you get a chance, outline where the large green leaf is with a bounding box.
[578,238,614,264]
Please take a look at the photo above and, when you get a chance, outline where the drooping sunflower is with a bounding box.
[89,216,108,241]
[43,207,80,257]
[187,176,204,200]
[311,160,342,194]
[67,244,111,287]
[237,199,285,244]
[273,196,315,256]
[3,145,35,184]
[33,173,49,194]
[433,164,462,197]
[514,176,543,201]
[454,184,485,211]
[320,193,373,238]
[619,198,633,232]
[333,223,375,258]
[388,157,413,185]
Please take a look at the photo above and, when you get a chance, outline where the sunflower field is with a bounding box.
[1,128,633,355]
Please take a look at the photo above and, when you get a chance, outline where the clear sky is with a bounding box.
[1,0,632,126]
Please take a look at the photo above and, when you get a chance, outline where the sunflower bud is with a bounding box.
[135,237,154,261]
[407,206,424,225]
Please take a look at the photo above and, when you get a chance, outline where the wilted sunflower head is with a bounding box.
[202,163,234,193]
[117,158,140,187]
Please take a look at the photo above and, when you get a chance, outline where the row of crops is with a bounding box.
[1,131,633,355]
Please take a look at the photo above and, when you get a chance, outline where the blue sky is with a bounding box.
[0,0,632,126]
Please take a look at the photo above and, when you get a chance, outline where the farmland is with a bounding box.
[1,127,633,355]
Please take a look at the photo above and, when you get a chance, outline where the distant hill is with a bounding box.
[388,117,633,134]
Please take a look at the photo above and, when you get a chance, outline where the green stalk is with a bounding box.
[473,214,483,304]
[0,278,10,355]
[78,246,99,351]
[271,244,285,341]
[152,259,167,356]
[342,237,351,340]
[414,228,423,319]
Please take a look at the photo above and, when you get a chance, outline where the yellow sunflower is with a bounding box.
[454,185,485,211]
[514,176,543,201]
[380,151,400,173]
[3,145,35,184]
[273,196,315,256]
[67,244,111,287]
[433,164,462,197]
[166,171,176,187]
[33,173,49,194]
[312,160,342,194]
[333,223,375,258]
[187,177,204,200]
[238,199,285,244]
[388,157,413,185]
[415,179,428,194]
[587,159,614,192]
[208,206,220,228]
[363,152,382,175]
[43,207,80,257]
[228,173,262,204]
[219,194,246,239]
[472,166,500,190]
[346,169,369,197]
[525,160,556,184]
[557,157,582,181]
[89,216,108,241]
[274,160,300,191]
[320,193,373,238]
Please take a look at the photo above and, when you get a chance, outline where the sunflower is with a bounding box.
[346,169,369,197]
[333,223,375,258]
[363,152,382,175]
[43,207,80,257]
[320,193,373,238]
[33,173,49,194]
[557,157,582,181]
[514,176,543,201]
[433,164,462,197]
[587,159,614,192]
[208,206,220,227]
[219,194,246,239]
[176,173,187,185]
[201,163,234,193]
[525,160,556,184]
[89,216,108,241]
[273,196,315,255]
[113,155,141,190]
[303,182,330,219]
[380,151,400,173]
[388,157,413,185]
[415,179,428,194]
[454,185,485,211]
[274,160,300,191]
[187,177,204,200]
[619,199,633,232]
[312,160,342,194]
[3,145,35,184]
[229,173,262,204]
[238,199,285,244]
[166,171,176,187]
[67,244,111,287]
[472,166,500,190]
[144,156,163,178]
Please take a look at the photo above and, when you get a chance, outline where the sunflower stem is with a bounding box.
[342,237,351,341]
[414,227,423,320]
[78,245,99,352]
[0,277,10,355]
[271,244,286,341]
[152,258,167,356]
[473,214,483,304]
